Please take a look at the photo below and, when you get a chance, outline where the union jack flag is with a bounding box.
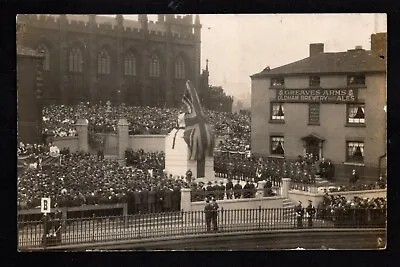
[182,80,215,162]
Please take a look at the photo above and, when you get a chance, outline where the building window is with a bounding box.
[347,104,365,124]
[346,141,364,163]
[98,49,110,75]
[347,74,365,86]
[149,54,160,78]
[175,56,185,79]
[270,136,285,155]
[308,103,320,124]
[37,44,50,71]
[69,47,83,73]
[309,76,320,87]
[124,52,136,76]
[271,102,284,121]
[271,77,285,87]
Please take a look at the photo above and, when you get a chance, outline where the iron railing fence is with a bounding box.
[18,207,386,250]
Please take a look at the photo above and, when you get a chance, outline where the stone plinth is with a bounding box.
[117,119,129,163]
[165,128,214,181]
[75,119,88,152]
[281,178,291,198]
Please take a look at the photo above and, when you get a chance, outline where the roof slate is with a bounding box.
[252,49,386,78]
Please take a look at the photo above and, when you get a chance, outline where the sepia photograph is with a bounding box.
[16,13,387,251]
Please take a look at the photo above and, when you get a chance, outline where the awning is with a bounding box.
[301,133,325,142]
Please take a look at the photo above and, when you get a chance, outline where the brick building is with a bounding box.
[16,14,203,107]
[17,22,45,144]
[251,33,387,181]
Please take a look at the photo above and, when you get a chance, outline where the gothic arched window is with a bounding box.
[37,44,50,71]
[175,56,185,79]
[149,54,160,78]
[124,52,137,76]
[98,49,110,75]
[69,47,83,73]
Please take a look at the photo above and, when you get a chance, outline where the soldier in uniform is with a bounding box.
[211,198,219,231]
[219,181,226,200]
[204,199,213,232]
[306,200,316,228]
[294,201,304,228]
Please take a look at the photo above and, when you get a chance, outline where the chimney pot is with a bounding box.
[355,45,363,50]
[309,43,324,57]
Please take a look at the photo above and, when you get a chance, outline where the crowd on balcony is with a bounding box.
[41,103,251,152]
[17,152,187,215]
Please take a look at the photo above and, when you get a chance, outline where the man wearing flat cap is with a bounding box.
[295,201,304,228]
[306,200,316,228]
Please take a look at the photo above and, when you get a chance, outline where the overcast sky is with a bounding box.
[121,14,386,102]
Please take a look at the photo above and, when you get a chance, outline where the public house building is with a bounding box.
[251,33,387,180]
[16,14,203,107]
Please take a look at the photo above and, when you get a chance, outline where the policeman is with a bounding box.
[204,199,213,232]
[306,200,316,228]
[294,201,304,228]
[211,198,219,231]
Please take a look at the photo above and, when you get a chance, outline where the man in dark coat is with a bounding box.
[204,199,213,232]
[233,180,242,199]
[148,187,156,213]
[211,198,219,231]
[349,169,359,184]
[306,200,316,228]
[141,187,149,214]
[133,189,141,214]
[156,187,165,213]
[249,181,256,198]
[295,201,304,228]
[171,186,181,211]
[225,178,233,199]
[163,188,173,212]
[243,180,251,198]
[218,181,226,200]
[264,179,273,197]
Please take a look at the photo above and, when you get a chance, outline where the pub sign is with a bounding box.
[276,88,358,103]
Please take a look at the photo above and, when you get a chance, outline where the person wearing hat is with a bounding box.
[204,199,213,232]
[294,201,304,228]
[306,200,316,228]
[233,180,243,199]
[225,178,233,199]
[211,198,219,231]
[218,181,225,200]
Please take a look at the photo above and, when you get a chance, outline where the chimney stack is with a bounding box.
[371,32,387,58]
[309,43,324,57]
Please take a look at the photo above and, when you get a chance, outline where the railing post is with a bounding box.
[258,206,261,230]
[43,216,47,249]
[180,188,192,212]
[123,203,128,228]
[281,178,291,198]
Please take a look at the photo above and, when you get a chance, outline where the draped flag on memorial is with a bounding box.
[182,80,215,177]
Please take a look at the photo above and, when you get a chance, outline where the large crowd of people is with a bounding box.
[214,152,320,185]
[42,103,251,152]
[18,152,186,216]
[317,193,386,227]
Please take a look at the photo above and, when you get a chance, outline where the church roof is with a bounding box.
[251,49,386,78]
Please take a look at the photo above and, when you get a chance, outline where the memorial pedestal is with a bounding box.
[165,128,214,182]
